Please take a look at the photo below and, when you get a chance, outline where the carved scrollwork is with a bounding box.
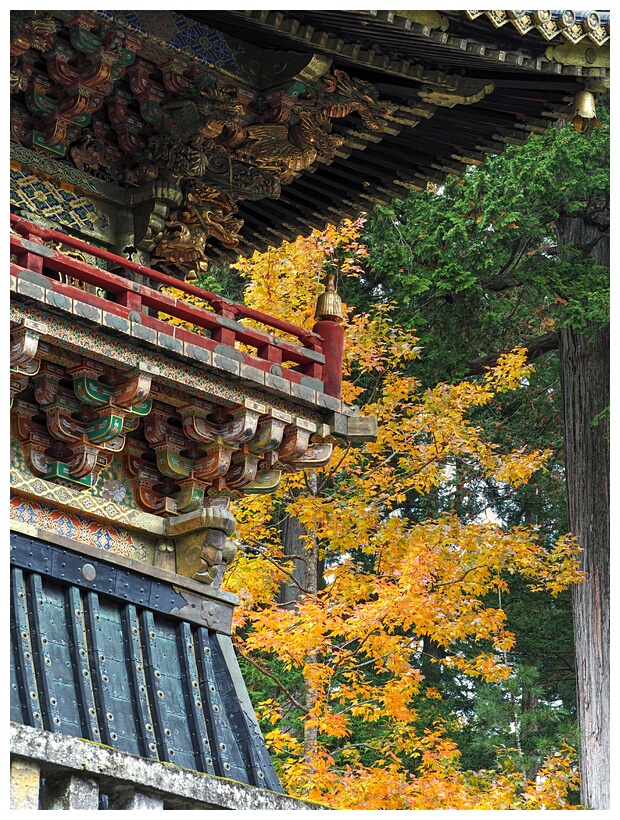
[169,502,237,585]
[162,77,246,145]
[418,77,495,109]
[125,444,180,515]
[11,357,157,488]
[152,207,209,276]
[10,373,31,406]
[193,443,236,481]
[13,394,105,489]
[10,319,47,369]
[147,136,208,178]
[186,183,243,249]
[68,359,154,413]
[234,110,343,183]
[282,436,334,470]
[148,137,280,200]
[247,415,288,454]
[243,469,282,494]
[69,132,108,174]
[10,67,27,95]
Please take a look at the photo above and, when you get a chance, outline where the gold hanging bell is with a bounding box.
[570,89,600,133]
[315,273,343,322]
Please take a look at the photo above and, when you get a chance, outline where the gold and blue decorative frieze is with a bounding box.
[93,10,247,77]
[10,166,112,239]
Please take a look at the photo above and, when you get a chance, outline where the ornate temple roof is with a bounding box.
[9,11,610,809]
[10,10,609,269]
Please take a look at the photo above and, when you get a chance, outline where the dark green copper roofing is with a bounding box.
[10,532,282,794]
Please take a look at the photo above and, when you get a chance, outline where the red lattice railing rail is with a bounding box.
[10,214,343,399]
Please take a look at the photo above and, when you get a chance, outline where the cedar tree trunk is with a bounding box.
[557,209,609,809]
[278,504,308,607]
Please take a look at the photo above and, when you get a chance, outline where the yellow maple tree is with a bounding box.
[224,220,583,809]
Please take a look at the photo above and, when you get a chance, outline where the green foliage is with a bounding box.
[454,664,578,776]
[194,262,245,303]
[238,652,307,743]
[355,119,609,385]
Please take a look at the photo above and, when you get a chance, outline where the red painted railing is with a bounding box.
[10,214,342,398]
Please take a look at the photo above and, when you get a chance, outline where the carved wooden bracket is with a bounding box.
[10,307,339,502]
[12,356,155,488]
[10,319,47,405]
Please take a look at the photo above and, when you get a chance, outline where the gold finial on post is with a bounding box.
[314,272,343,322]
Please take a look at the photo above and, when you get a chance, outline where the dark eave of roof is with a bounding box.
[182,10,610,79]
[177,10,603,262]
[12,10,605,264]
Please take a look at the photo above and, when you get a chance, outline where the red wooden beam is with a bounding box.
[10,213,322,348]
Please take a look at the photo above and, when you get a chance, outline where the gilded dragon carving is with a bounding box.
[313,68,396,131]
[162,78,247,147]
[155,185,242,278]
[10,12,58,57]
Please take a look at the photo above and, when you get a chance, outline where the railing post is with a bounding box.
[313,274,344,399]
[15,233,45,275]
[313,319,344,398]
[210,297,238,347]
[257,342,283,366]
[115,286,143,313]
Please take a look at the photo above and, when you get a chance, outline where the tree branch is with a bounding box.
[466,331,559,377]
[426,564,487,591]
[482,235,533,292]
[234,645,310,714]
[242,541,313,594]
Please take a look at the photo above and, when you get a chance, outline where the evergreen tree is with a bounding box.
[354,115,609,807]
